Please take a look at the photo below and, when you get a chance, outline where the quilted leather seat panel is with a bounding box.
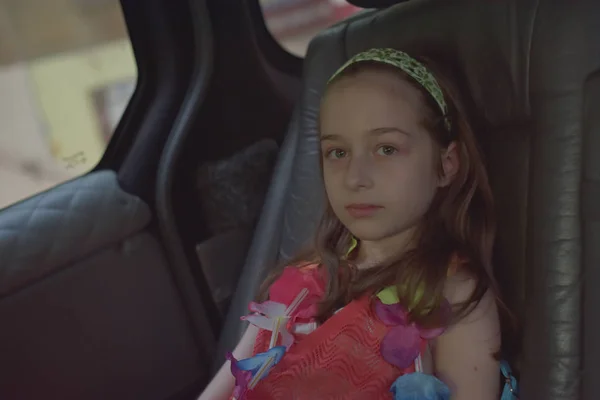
[0,170,151,297]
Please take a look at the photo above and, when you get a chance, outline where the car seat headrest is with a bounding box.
[347,0,408,8]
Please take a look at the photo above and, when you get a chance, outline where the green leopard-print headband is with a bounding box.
[328,48,451,131]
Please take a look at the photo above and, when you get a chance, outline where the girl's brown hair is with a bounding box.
[259,56,502,329]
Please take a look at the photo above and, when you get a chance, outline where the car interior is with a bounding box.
[0,0,599,399]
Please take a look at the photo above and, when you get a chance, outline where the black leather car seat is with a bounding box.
[217,1,600,399]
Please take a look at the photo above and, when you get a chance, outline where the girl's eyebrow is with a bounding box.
[320,133,341,142]
[369,127,413,137]
[320,127,412,142]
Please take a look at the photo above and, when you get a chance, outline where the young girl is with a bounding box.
[199,48,518,400]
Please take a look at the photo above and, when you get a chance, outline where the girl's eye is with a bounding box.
[376,145,398,156]
[325,148,347,159]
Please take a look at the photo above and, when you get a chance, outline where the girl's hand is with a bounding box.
[197,325,259,400]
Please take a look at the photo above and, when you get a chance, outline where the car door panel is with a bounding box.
[0,171,203,399]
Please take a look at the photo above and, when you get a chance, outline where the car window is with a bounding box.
[260,0,362,57]
[0,0,137,209]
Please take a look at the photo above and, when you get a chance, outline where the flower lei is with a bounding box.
[375,286,451,400]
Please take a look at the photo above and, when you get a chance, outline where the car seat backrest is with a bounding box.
[218,2,600,399]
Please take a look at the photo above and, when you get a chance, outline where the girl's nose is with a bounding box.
[344,155,374,191]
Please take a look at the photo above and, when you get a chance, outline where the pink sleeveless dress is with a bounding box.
[228,263,443,399]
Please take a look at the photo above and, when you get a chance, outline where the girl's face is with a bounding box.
[320,69,454,245]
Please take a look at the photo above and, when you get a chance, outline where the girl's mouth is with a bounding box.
[345,204,383,218]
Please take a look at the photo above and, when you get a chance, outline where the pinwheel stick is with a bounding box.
[269,317,284,349]
[285,288,309,315]
[248,355,275,389]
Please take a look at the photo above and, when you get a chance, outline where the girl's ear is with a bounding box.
[439,142,459,187]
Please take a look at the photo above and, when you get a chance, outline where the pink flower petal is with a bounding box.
[374,300,408,326]
[226,352,251,399]
[419,326,446,339]
[294,303,319,320]
[241,314,274,331]
[380,325,422,369]
[248,300,286,317]
[279,326,295,349]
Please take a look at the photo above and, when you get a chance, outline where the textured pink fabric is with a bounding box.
[241,266,424,399]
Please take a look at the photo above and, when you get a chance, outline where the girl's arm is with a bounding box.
[197,324,259,400]
[434,277,501,400]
